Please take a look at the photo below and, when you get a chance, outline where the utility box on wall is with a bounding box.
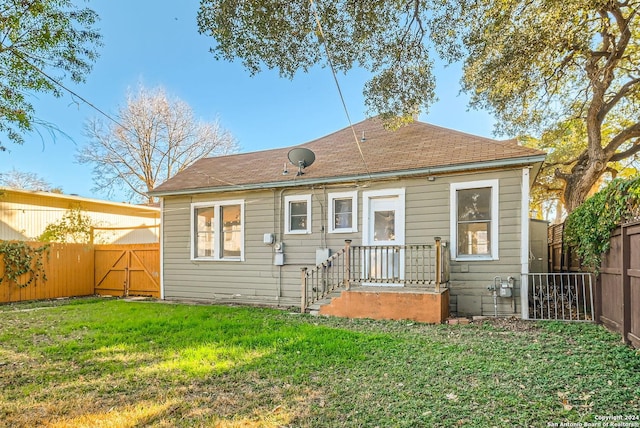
[263,233,275,245]
[316,248,331,265]
[274,242,284,266]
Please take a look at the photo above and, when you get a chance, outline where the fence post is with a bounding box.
[622,224,631,344]
[593,272,602,324]
[300,267,307,314]
[435,237,441,292]
[344,240,351,291]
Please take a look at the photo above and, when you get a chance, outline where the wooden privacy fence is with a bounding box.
[547,219,640,348]
[597,220,640,348]
[0,242,159,303]
[0,243,93,303]
[547,223,582,272]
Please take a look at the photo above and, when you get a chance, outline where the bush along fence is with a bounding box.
[0,241,160,303]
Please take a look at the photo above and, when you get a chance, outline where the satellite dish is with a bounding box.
[287,148,316,175]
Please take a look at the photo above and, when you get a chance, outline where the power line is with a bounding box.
[10,49,131,132]
[9,49,243,189]
[309,0,372,180]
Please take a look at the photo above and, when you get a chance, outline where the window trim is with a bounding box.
[190,199,245,261]
[450,179,499,261]
[328,191,358,233]
[284,194,312,234]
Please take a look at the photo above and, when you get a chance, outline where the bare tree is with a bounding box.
[0,168,60,192]
[77,86,238,203]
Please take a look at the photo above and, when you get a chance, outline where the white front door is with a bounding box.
[368,197,398,245]
[363,190,405,285]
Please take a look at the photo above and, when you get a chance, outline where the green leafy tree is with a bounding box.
[439,0,640,213]
[0,0,101,150]
[524,120,639,221]
[198,0,640,213]
[197,0,439,126]
[39,207,95,244]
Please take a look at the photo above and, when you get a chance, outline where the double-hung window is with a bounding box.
[328,191,357,233]
[450,180,499,260]
[192,200,244,261]
[284,195,311,234]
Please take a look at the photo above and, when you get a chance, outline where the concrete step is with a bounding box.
[307,291,343,315]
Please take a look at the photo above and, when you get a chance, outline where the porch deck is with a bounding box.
[317,285,450,323]
[302,239,450,323]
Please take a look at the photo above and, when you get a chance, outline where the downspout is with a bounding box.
[159,197,165,300]
[321,186,327,248]
[275,188,287,303]
[520,167,530,319]
[311,185,328,248]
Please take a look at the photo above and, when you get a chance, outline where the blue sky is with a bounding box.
[2,0,496,201]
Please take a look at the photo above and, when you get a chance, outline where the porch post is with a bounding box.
[300,267,307,314]
[520,167,531,319]
[344,240,352,291]
[435,237,441,292]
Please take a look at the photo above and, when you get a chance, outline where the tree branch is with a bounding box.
[604,122,640,158]
[601,76,640,118]
[610,139,640,162]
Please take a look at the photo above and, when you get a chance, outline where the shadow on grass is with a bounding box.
[1,299,385,426]
[1,299,639,427]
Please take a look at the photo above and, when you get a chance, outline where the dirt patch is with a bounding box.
[471,316,542,332]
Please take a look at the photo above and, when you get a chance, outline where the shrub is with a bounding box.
[564,176,640,271]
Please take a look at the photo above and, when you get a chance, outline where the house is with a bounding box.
[0,187,160,244]
[150,118,546,320]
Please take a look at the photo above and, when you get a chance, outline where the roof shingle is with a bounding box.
[152,117,545,195]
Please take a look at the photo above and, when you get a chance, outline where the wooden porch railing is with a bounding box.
[301,238,450,312]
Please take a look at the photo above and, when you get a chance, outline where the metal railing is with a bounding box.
[301,238,449,312]
[527,273,594,321]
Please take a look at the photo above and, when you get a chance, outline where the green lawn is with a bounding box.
[0,298,638,427]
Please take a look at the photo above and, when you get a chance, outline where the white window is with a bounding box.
[450,180,499,260]
[328,191,358,233]
[284,195,311,234]
[191,200,244,261]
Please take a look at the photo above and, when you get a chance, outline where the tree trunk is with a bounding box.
[562,79,608,214]
[561,159,606,214]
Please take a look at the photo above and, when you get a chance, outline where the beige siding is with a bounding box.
[0,190,160,243]
[163,191,298,306]
[443,170,524,316]
[161,167,529,316]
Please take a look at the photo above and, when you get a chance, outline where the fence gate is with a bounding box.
[527,273,594,321]
[94,244,160,298]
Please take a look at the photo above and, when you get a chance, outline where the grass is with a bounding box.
[0,298,639,427]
